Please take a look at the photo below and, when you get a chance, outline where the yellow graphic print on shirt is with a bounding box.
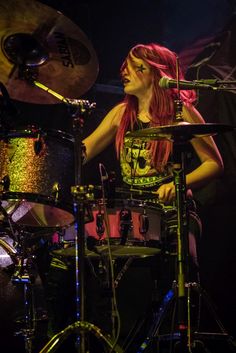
[120,135,162,187]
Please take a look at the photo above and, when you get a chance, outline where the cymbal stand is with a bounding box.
[168,134,190,349]
[136,121,236,352]
[29,81,124,353]
[166,86,191,347]
[69,104,124,353]
[70,102,90,353]
[135,133,236,352]
[163,68,195,348]
[11,230,38,353]
[147,61,236,351]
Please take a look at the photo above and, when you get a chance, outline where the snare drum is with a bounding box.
[86,198,162,242]
[0,129,75,228]
[61,198,167,257]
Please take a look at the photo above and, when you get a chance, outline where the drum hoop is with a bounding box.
[0,237,17,267]
[45,129,74,143]
[92,197,166,212]
[0,128,39,139]
[1,192,73,212]
[0,128,74,143]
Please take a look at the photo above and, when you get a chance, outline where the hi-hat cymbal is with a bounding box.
[0,0,99,104]
[126,122,235,141]
[53,244,161,258]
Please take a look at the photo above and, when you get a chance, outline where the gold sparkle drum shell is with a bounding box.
[0,129,75,228]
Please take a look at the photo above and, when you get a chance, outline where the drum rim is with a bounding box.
[1,191,74,210]
[0,128,74,142]
[90,197,170,212]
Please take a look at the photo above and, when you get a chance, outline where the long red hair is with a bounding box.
[115,43,197,172]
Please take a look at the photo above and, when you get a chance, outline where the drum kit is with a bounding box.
[0,1,236,353]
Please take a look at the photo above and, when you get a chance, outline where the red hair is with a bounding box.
[116,43,197,172]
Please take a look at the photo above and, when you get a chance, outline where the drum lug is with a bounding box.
[119,208,133,245]
[51,182,61,202]
[71,185,95,201]
[1,175,10,191]
[33,132,44,155]
[139,209,149,235]
[96,211,105,237]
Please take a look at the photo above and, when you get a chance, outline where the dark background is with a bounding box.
[1,0,236,349]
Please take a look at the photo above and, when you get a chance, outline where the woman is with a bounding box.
[83,42,224,279]
[44,43,224,352]
[83,43,223,202]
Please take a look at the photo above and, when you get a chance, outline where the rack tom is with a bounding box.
[0,128,75,228]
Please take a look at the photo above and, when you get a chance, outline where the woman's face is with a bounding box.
[121,52,153,98]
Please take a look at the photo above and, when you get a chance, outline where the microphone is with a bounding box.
[159,76,215,90]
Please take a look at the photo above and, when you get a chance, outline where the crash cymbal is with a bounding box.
[126,122,235,141]
[0,0,98,104]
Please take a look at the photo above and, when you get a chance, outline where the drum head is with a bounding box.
[0,193,74,228]
[0,234,16,268]
[53,242,161,259]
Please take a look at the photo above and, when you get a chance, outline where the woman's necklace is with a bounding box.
[137,113,151,123]
[137,114,151,130]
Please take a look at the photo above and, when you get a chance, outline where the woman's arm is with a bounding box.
[156,104,224,203]
[83,103,126,162]
[183,104,224,189]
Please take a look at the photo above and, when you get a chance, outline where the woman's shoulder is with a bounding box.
[182,103,205,124]
[110,102,127,114]
[106,102,127,126]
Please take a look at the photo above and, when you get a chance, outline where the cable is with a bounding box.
[98,163,121,352]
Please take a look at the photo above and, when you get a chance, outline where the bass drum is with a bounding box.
[0,129,75,229]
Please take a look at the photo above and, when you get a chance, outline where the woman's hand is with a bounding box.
[156,182,175,204]
[156,182,193,204]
